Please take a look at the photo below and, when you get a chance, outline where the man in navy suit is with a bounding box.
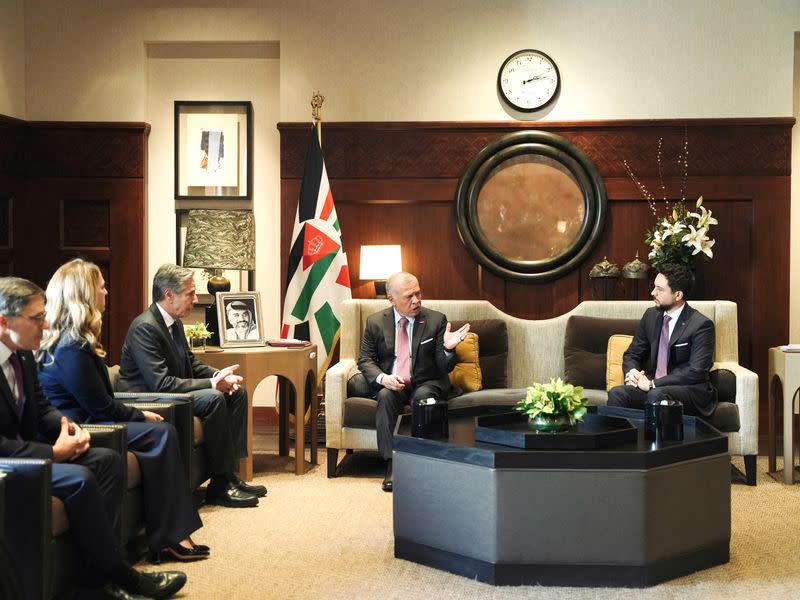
[0,277,185,599]
[358,272,470,491]
[607,263,717,417]
[118,264,265,508]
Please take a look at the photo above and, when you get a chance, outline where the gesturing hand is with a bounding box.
[443,322,471,350]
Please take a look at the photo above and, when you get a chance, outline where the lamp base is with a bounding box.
[206,270,231,346]
[374,280,388,298]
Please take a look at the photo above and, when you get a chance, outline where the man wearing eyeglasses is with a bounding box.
[0,276,186,599]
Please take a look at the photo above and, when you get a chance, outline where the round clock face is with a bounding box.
[497,49,560,112]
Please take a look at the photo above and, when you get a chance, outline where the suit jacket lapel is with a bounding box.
[0,366,17,422]
[669,304,693,346]
[382,309,396,355]
[149,304,184,373]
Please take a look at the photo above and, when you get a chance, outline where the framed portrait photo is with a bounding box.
[174,101,253,199]
[216,291,265,348]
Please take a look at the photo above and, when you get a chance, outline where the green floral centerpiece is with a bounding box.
[184,322,212,349]
[514,377,588,433]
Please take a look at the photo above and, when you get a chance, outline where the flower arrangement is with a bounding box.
[184,322,212,347]
[623,135,718,269]
[514,378,588,431]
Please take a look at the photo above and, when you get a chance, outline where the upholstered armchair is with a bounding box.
[0,424,135,600]
[108,365,209,491]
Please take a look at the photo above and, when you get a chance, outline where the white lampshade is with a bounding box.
[359,245,402,280]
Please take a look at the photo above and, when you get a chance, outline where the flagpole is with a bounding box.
[311,91,324,148]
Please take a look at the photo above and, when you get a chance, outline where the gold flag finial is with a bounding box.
[311,91,325,147]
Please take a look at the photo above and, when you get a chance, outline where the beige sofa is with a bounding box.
[325,299,758,483]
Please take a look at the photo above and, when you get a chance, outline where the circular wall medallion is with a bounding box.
[455,131,607,282]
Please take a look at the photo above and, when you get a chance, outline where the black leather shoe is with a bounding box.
[205,482,259,508]
[230,473,267,497]
[100,583,148,600]
[191,543,210,553]
[136,570,187,600]
[161,543,209,561]
[382,460,393,492]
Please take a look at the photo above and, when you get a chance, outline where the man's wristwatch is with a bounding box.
[650,379,656,390]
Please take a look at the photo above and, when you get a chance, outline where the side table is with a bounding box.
[198,345,318,477]
[767,347,800,483]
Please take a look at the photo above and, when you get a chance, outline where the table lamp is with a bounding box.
[183,209,256,345]
[359,245,402,298]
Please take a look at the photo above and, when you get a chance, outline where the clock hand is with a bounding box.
[522,74,549,84]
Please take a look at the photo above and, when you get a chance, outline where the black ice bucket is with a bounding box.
[644,399,684,442]
[412,398,448,439]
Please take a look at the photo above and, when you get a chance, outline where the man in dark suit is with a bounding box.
[117,264,265,508]
[607,263,717,417]
[358,272,470,491]
[0,277,185,600]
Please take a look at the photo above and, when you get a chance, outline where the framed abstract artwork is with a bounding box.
[174,101,253,199]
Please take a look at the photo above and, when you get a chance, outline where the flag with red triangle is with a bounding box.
[282,127,351,392]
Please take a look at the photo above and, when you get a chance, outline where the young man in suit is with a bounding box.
[358,272,470,491]
[117,264,266,508]
[607,263,717,417]
[0,277,186,600]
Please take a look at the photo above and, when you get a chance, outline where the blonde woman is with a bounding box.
[38,258,208,563]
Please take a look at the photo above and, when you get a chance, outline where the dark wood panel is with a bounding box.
[279,119,792,180]
[0,115,28,177]
[61,197,111,248]
[280,119,793,435]
[27,122,150,179]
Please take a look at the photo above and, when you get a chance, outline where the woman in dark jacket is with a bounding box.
[38,258,209,563]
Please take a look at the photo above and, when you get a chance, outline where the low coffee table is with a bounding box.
[392,405,730,587]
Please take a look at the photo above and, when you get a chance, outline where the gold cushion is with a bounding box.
[606,334,634,391]
[449,332,482,392]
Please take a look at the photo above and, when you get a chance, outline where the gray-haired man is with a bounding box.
[118,264,266,507]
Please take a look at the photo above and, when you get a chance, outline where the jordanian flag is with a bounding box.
[282,127,351,396]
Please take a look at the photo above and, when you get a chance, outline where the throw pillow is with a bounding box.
[606,334,634,391]
[449,319,508,389]
[449,332,482,392]
[564,315,639,389]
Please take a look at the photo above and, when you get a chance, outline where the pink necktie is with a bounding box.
[655,314,671,379]
[396,317,411,384]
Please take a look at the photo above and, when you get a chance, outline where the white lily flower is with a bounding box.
[689,205,718,228]
[700,237,715,258]
[681,225,706,255]
[661,219,686,239]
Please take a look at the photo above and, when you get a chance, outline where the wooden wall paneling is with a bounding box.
[279,119,793,432]
[2,120,149,365]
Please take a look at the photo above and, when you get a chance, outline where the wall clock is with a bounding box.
[497,49,560,112]
[455,130,606,282]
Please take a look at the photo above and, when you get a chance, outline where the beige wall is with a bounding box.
[12,0,800,351]
[0,0,26,119]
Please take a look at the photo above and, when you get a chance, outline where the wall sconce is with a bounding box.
[360,245,402,298]
[183,209,256,345]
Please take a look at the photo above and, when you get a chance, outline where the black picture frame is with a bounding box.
[454,130,607,283]
[174,101,253,200]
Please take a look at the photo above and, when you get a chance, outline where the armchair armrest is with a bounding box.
[0,458,52,600]
[121,400,194,485]
[712,361,759,456]
[114,391,193,401]
[324,359,358,448]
